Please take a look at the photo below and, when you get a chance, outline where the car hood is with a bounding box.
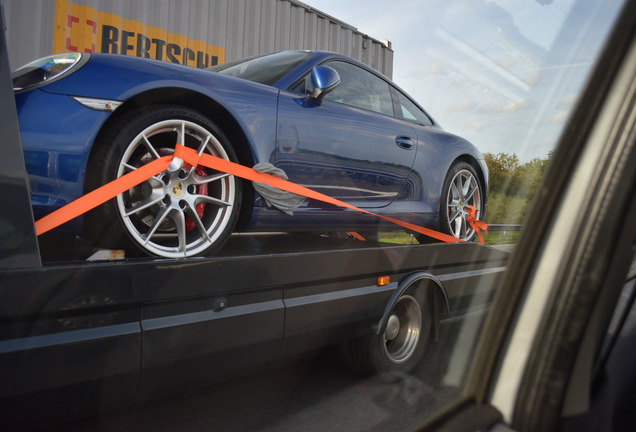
[38,53,277,102]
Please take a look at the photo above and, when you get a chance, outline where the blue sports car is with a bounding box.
[12,50,487,258]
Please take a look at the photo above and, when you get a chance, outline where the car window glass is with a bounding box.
[322,61,394,116]
[209,50,315,85]
[393,89,434,126]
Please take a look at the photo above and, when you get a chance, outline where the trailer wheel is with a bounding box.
[85,105,241,258]
[344,289,432,382]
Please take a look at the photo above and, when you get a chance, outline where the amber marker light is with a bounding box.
[377,276,390,286]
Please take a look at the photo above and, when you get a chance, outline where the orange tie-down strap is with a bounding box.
[35,144,487,244]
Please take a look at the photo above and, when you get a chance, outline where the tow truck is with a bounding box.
[0,25,509,429]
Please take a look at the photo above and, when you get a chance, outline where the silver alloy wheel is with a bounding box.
[116,119,236,258]
[445,169,482,240]
[383,295,422,364]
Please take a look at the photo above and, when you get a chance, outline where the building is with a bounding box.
[4,0,394,77]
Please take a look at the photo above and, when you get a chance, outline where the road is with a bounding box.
[47,312,487,432]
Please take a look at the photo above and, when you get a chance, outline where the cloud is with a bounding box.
[522,73,542,86]
[470,121,485,131]
[497,99,532,113]
[449,100,477,112]
[475,99,532,114]
[557,93,579,109]
[496,56,517,70]
[428,59,448,76]
[548,111,569,124]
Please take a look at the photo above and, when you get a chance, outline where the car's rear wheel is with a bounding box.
[438,162,483,242]
[85,105,241,258]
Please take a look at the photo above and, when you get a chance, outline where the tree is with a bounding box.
[483,152,551,224]
[513,157,549,199]
[484,152,520,195]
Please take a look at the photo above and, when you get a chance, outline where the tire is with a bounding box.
[343,289,432,382]
[84,105,241,258]
[438,162,484,242]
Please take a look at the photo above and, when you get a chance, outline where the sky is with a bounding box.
[306,0,624,162]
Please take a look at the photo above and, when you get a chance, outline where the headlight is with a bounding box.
[12,53,89,92]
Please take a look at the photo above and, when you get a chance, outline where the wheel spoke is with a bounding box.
[176,121,186,147]
[197,195,232,208]
[142,205,171,244]
[465,184,478,202]
[124,194,165,217]
[194,172,231,185]
[451,180,461,200]
[187,135,213,177]
[448,208,462,225]
[453,214,462,237]
[172,210,188,254]
[183,203,212,244]
[197,135,211,155]
[122,162,137,173]
[141,134,161,160]
[461,175,471,197]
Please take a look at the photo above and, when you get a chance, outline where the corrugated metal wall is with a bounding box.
[3,0,393,78]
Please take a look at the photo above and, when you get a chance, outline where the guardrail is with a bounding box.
[486,224,522,241]
[487,224,523,232]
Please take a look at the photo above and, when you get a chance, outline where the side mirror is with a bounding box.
[309,65,340,104]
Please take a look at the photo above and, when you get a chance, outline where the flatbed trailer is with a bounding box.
[0,233,508,425]
[0,26,509,429]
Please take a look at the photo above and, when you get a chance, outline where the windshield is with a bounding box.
[0,0,629,431]
[208,50,315,85]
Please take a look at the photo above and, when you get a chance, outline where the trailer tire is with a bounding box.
[344,288,432,382]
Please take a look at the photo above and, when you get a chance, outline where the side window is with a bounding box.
[292,61,395,117]
[324,61,394,116]
[393,89,434,126]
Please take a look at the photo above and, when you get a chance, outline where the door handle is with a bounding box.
[395,136,414,150]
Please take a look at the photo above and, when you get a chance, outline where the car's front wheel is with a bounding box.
[85,105,241,258]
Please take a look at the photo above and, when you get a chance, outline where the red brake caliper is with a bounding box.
[186,167,207,231]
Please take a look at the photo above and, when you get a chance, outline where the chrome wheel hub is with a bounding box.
[383,295,422,364]
[385,314,401,341]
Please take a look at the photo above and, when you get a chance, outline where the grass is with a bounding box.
[480,230,520,245]
[376,228,520,246]
[378,232,417,244]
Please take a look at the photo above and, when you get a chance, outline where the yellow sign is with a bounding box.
[53,0,225,68]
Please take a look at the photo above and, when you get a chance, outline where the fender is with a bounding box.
[376,271,450,340]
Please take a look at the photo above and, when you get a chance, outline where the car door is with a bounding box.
[275,60,417,208]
